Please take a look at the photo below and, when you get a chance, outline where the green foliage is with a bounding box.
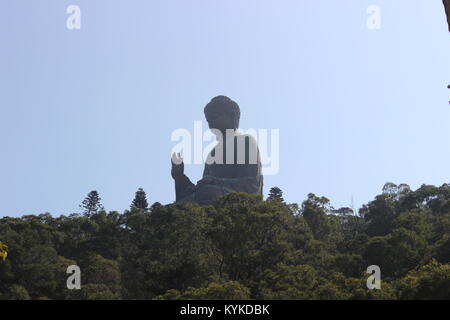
[80,190,104,217]
[319,272,397,300]
[66,284,121,300]
[208,193,300,286]
[256,264,318,299]
[130,188,149,211]
[363,227,428,278]
[143,202,215,295]
[6,285,31,300]
[301,193,332,241]
[396,259,450,299]
[0,183,450,300]
[267,187,285,203]
[360,194,397,236]
[155,281,251,300]
[0,241,7,261]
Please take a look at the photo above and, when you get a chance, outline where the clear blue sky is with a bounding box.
[1,1,449,217]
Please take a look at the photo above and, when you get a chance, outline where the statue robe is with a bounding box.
[174,133,263,205]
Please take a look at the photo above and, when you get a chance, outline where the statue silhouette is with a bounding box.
[171,96,263,205]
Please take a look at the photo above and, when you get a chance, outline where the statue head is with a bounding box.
[204,96,240,133]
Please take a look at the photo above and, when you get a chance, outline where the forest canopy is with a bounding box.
[1,182,450,300]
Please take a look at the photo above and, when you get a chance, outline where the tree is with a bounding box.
[363,226,428,278]
[130,188,149,211]
[142,202,215,296]
[287,203,300,216]
[267,187,285,203]
[81,253,122,299]
[256,264,318,299]
[301,193,332,240]
[396,259,450,299]
[444,0,450,32]
[155,281,251,300]
[7,285,31,300]
[80,190,104,217]
[0,241,7,261]
[398,184,450,214]
[332,207,354,217]
[209,193,296,283]
[434,234,450,263]
[1,182,450,300]
[381,182,411,201]
[360,193,397,236]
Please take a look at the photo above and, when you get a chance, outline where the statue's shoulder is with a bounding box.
[235,132,259,151]
[235,132,257,142]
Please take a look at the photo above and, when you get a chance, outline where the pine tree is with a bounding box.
[80,190,104,216]
[131,188,149,211]
[267,187,285,203]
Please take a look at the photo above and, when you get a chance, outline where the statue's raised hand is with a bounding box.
[171,152,184,179]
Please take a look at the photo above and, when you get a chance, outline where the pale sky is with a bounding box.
[1,1,449,217]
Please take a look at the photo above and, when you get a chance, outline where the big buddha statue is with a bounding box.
[171,96,263,205]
